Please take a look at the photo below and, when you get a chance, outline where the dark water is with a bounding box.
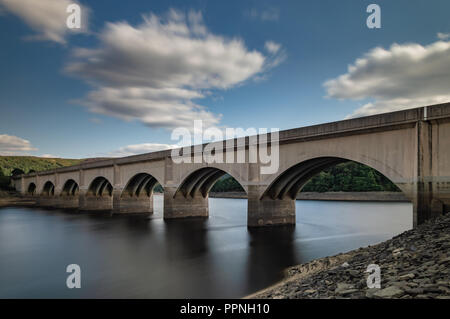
[0,196,412,298]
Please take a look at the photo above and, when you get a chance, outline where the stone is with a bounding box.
[338,289,359,296]
[398,273,415,280]
[335,283,354,294]
[373,286,404,299]
[365,288,379,298]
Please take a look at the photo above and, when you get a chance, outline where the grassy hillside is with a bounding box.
[0,156,83,176]
[0,156,84,190]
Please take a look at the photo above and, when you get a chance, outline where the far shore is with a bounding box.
[0,191,409,208]
[209,191,409,202]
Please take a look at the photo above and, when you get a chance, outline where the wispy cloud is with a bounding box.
[65,9,285,130]
[324,40,450,118]
[0,0,89,44]
[437,32,450,40]
[247,7,279,22]
[0,134,37,155]
[107,143,178,157]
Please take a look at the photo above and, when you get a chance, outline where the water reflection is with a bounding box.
[246,226,296,293]
[0,197,412,298]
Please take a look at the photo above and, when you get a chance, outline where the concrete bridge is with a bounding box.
[12,103,450,227]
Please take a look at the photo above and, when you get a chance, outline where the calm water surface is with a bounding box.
[0,196,412,298]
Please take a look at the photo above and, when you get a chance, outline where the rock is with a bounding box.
[373,286,404,299]
[398,273,415,280]
[341,262,350,268]
[335,283,354,294]
[365,288,379,298]
[337,289,359,296]
[392,248,405,257]
[438,256,450,265]
[404,288,423,295]
[304,289,316,294]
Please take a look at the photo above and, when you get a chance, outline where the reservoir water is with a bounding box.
[0,196,412,298]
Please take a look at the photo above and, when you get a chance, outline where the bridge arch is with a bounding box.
[27,182,36,196]
[261,156,409,200]
[41,181,55,196]
[61,179,79,197]
[87,176,113,197]
[122,173,161,198]
[176,167,247,199]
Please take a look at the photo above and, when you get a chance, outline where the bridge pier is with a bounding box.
[114,195,153,214]
[57,196,79,209]
[163,187,208,219]
[79,191,113,211]
[37,196,58,208]
[247,186,296,227]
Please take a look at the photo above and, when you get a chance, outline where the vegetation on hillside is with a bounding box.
[302,162,400,192]
[0,156,83,176]
[0,156,83,190]
[211,162,400,193]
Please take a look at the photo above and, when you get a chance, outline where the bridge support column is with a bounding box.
[37,196,58,208]
[57,196,79,209]
[247,185,296,227]
[79,193,113,211]
[114,195,153,215]
[163,187,208,219]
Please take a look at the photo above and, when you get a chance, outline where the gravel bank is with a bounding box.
[248,213,450,299]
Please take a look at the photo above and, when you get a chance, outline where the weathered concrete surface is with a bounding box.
[248,185,295,226]
[55,196,78,209]
[163,187,208,219]
[116,195,153,214]
[80,195,113,211]
[11,103,450,226]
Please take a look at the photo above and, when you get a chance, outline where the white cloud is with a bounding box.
[40,154,57,158]
[248,7,279,21]
[0,134,37,155]
[324,40,450,118]
[66,9,284,130]
[437,32,450,40]
[265,41,281,54]
[0,0,89,44]
[108,143,178,157]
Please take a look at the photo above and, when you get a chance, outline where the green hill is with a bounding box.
[0,156,83,176]
[0,156,84,190]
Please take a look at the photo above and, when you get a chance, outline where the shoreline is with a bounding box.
[209,191,408,202]
[246,213,450,299]
[0,191,409,209]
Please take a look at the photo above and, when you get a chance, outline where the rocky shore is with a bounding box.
[248,213,450,299]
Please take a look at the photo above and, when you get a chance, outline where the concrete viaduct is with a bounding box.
[12,103,450,227]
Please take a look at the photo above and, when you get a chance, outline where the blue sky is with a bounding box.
[1,0,449,158]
